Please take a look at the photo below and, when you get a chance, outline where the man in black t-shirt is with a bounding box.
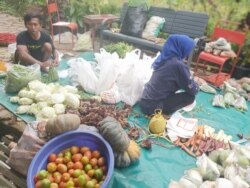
[15,12,58,72]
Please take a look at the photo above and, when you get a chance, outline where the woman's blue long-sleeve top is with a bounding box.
[141,57,199,101]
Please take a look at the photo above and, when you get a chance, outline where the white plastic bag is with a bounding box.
[68,58,98,94]
[116,49,153,105]
[95,49,120,94]
[68,50,120,95]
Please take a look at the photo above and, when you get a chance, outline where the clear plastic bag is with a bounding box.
[234,96,248,111]
[5,64,41,93]
[7,121,46,176]
[224,92,235,106]
[196,153,220,181]
[212,94,226,108]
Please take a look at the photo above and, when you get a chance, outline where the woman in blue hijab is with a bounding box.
[139,34,199,115]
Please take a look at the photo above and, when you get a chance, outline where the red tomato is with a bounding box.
[47,174,54,182]
[33,175,39,183]
[70,146,80,155]
[73,161,83,170]
[50,182,59,188]
[57,164,67,174]
[55,157,64,164]
[35,180,42,188]
[87,169,95,178]
[89,158,98,168]
[48,153,57,163]
[80,146,90,154]
[84,151,92,159]
[92,150,101,159]
[81,156,90,165]
[58,181,66,188]
[97,157,105,167]
[67,161,74,169]
[47,162,57,173]
[63,156,71,164]
[68,169,75,177]
[53,174,61,184]
[61,173,70,182]
[72,153,83,163]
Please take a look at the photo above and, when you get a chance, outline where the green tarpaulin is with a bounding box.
[0,52,249,188]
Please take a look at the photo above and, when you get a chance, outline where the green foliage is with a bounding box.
[128,0,148,7]
[0,0,29,16]
[239,34,250,66]
[64,0,86,28]
[103,42,134,58]
[0,1,18,15]
[100,4,120,15]
[0,0,46,16]
[30,0,46,6]
[64,0,121,28]
[158,32,169,40]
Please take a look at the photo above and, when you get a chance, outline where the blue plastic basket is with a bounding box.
[27,130,114,188]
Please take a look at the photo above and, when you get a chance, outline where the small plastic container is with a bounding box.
[27,130,114,188]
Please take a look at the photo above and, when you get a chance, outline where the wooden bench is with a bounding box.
[100,4,209,52]
[0,105,27,188]
[0,134,26,188]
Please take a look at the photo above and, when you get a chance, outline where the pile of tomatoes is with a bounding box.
[33,146,107,188]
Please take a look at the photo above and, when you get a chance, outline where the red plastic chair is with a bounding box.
[194,20,247,87]
[46,0,78,46]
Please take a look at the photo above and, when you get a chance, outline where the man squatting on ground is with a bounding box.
[15,12,58,72]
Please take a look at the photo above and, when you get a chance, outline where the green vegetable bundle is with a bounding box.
[48,66,59,82]
[5,64,41,93]
[103,42,134,58]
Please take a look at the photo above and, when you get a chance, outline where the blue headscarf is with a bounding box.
[152,34,195,70]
